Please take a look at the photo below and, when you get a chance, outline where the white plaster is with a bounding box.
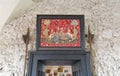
[0,0,34,32]
[0,0,19,31]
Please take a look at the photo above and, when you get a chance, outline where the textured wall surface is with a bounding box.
[0,0,120,76]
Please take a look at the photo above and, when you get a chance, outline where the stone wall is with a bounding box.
[0,0,120,76]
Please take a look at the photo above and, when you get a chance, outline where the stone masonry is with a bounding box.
[0,0,120,76]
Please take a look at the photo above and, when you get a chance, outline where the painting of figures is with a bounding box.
[40,19,81,47]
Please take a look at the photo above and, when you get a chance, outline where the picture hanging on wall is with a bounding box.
[36,15,85,50]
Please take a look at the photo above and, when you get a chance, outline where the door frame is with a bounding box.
[27,51,91,76]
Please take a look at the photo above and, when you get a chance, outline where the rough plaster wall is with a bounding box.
[0,0,120,76]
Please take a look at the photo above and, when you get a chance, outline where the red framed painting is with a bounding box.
[36,15,85,50]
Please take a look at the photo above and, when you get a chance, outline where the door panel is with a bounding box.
[37,61,45,76]
[72,60,82,76]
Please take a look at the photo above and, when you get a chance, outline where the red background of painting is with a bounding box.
[40,19,81,47]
